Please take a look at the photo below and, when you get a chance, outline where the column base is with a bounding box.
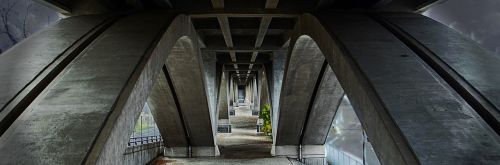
[164,146,220,157]
[217,119,232,133]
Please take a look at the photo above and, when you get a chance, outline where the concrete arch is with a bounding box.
[0,12,216,164]
[275,13,500,165]
[164,35,218,151]
[147,35,218,157]
[273,34,345,162]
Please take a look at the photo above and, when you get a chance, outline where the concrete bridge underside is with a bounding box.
[0,11,499,165]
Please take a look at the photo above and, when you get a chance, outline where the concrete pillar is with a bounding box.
[257,68,271,116]
[0,13,218,164]
[271,52,286,139]
[302,66,344,145]
[274,38,326,147]
[234,79,239,107]
[202,51,218,137]
[147,71,188,157]
[228,76,234,107]
[253,76,259,112]
[245,82,252,105]
[217,72,231,133]
[295,13,500,165]
[165,39,218,156]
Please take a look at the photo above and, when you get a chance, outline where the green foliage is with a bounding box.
[259,104,272,135]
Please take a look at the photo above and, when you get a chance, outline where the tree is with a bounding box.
[0,0,35,47]
[0,0,20,45]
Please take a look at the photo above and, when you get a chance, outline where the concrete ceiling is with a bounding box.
[36,0,440,83]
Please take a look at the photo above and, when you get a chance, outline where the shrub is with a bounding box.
[259,104,272,135]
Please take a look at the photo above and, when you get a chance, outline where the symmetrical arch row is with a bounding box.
[0,11,499,165]
[273,13,500,165]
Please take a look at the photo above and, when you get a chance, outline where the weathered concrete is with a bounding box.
[0,12,217,164]
[165,37,218,153]
[251,77,258,111]
[271,52,286,138]
[381,13,500,132]
[218,72,229,120]
[257,68,271,114]
[234,80,239,107]
[147,71,188,149]
[290,13,500,164]
[217,72,231,133]
[0,15,113,134]
[302,66,344,145]
[202,51,218,136]
[274,36,326,146]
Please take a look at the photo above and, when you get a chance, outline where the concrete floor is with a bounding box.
[152,105,301,165]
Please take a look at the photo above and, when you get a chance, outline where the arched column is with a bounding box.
[274,13,500,165]
[0,12,217,164]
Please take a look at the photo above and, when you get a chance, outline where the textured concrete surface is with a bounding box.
[0,15,110,133]
[218,72,229,120]
[383,13,500,130]
[302,66,344,145]
[202,51,218,136]
[293,13,500,164]
[0,12,212,164]
[165,36,216,149]
[148,72,188,148]
[257,68,271,115]
[271,52,286,139]
[0,12,174,165]
[275,36,325,146]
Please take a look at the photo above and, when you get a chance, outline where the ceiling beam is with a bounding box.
[211,0,224,8]
[225,69,259,71]
[216,16,237,61]
[188,9,299,18]
[212,0,237,70]
[202,47,285,53]
[224,62,264,65]
[246,0,279,83]
[198,29,286,36]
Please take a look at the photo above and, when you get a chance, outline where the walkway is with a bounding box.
[152,105,301,165]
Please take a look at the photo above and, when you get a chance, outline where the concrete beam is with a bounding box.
[274,37,326,146]
[165,37,216,149]
[202,47,285,53]
[302,66,345,145]
[147,69,188,150]
[0,15,115,135]
[294,13,500,164]
[0,13,217,164]
[188,9,300,18]
[379,13,500,134]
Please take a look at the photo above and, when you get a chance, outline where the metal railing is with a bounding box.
[128,135,163,147]
[328,148,363,165]
[124,135,164,155]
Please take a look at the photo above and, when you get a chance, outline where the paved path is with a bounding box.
[152,105,301,165]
